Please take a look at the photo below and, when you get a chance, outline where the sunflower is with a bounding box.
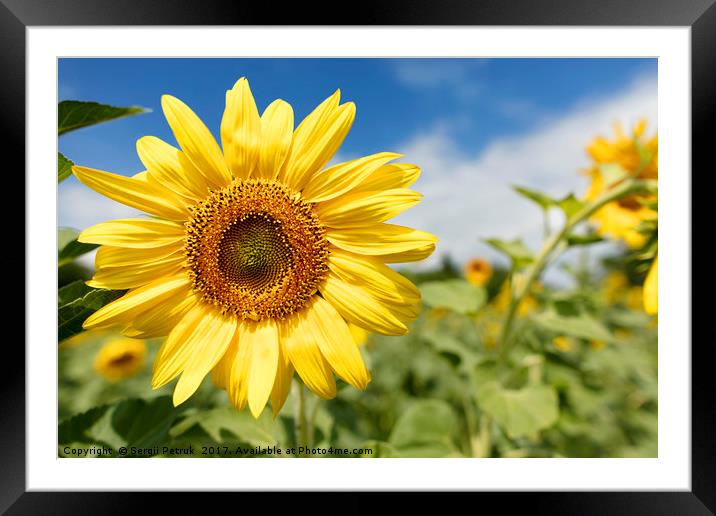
[73,78,436,418]
[643,256,658,315]
[464,257,492,286]
[94,338,147,381]
[584,120,657,248]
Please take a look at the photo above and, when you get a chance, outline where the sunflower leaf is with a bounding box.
[476,382,559,439]
[388,399,461,457]
[58,280,125,342]
[512,185,556,211]
[58,152,74,183]
[557,194,586,218]
[420,279,486,315]
[58,100,148,135]
[531,309,615,343]
[566,232,603,246]
[58,227,99,267]
[483,238,534,269]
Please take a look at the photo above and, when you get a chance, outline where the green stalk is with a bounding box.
[497,178,656,353]
[294,380,310,457]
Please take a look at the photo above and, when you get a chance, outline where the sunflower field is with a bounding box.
[58,86,658,459]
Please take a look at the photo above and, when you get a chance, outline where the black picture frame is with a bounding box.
[4,0,708,513]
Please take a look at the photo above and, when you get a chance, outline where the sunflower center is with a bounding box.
[185,179,329,321]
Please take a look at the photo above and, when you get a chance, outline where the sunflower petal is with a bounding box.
[73,166,188,220]
[161,94,232,188]
[88,259,184,289]
[136,136,208,200]
[242,319,280,418]
[221,78,261,180]
[281,310,336,399]
[257,99,294,180]
[316,188,421,228]
[279,90,355,190]
[301,152,401,203]
[375,243,436,263]
[320,271,408,336]
[270,340,294,418]
[123,289,197,339]
[172,310,237,406]
[349,163,421,194]
[83,273,190,330]
[328,248,421,306]
[308,297,370,390]
[95,245,184,269]
[79,219,185,249]
[327,223,438,256]
[228,323,254,410]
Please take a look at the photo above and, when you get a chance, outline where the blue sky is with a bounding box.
[59,58,657,277]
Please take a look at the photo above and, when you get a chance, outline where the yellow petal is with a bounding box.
[95,245,184,269]
[320,271,408,336]
[243,319,280,418]
[172,309,237,406]
[220,78,261,180]
[349,163,421,194]
[279,90,355,191]
[161,94,232,188]
[88,257,184,289]
[73,166,188,220]
[136,136,208,200]
[301,152,401,203]
[123,289,197,339]
[270,340,294,418]
[307,297,370,390]
[328,248,421,306]
[327,223,438,256]
[316,188,421,228]
[643,256,658,315]
[257,99,294,180]
[228,323,254,410]
[78,219,185,249]
[281,309,336,399]
[377,243,436,263]
[83,273,191,330]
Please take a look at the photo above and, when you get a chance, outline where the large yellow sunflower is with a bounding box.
[584,120,657,248]
[72,78,436,417]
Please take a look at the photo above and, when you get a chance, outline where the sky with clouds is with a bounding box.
[59,58,657,281]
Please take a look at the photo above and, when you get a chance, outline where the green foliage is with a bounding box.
[58,100,147,135]
[532,310,615,343]
[420,279,486,315]
[557,194,586,218]
[58,152,74,183]
[58,228,98,267]
[513,185,556,210]
[484,238,534,269]
[476,382,559,438]
[387,400,461,457]
[58,281,124,342]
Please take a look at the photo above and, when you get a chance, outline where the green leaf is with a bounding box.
[58,280,125,342]
[513,185,556,210]
[476,382,559,439]
[532,309,614,343]
[420,279,486,315]
[58,228,98,267]
[483,238,534,269]
[389,399,460,457]
[58,100,147,135]
[599,163,629,188]
[170,406,277,447]
[557,194,586,218]
[58,152,74,183]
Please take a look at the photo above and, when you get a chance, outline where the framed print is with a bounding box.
[4,0,711,512]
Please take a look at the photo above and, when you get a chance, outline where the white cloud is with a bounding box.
[392,74,658,282]
[392,59,487,100]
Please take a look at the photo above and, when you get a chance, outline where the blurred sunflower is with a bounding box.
[584,120,657,248]
[94,338,147,381]
[464,258,492,286]
[73,78,436,417]
[643,256,658,315]
[552,336,572,352]
[494,278,540,317]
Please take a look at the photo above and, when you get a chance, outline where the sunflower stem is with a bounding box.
[294,380,310,456]
[497,178,656,356]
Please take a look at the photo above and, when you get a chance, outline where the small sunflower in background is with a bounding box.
[464,257,492,286]
[584,120,657,248]
[94,338,147,381]
[73,78,436,417]
[552,336,573,353]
